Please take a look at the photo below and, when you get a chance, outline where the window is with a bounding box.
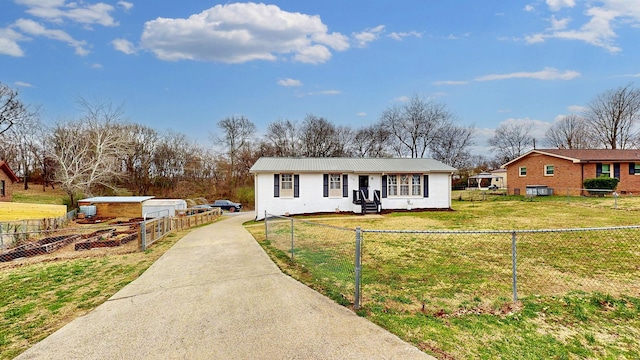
[400,175,410,196]
[544,165,554,176]
[635,163,640,174]
[0,180,4,197]
[519,167,527,176]
[280,173,293,197]
[601,164,610,177]
[329,174,342,197]
[387,174,422,197]
[412,175,422,196]
[387,175,398,196]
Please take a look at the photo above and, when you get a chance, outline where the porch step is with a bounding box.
[363,201,379,214]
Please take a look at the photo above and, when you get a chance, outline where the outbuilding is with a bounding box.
[78,196,154,218]
[249,157,456,220]
[0,161,19,202]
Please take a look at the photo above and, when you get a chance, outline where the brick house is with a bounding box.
[501,149,640,196]
[0,161,20,202]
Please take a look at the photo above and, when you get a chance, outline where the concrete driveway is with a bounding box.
[16,213,433,360]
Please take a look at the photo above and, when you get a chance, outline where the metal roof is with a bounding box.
[249,157,456,173]
[78,196,155,203]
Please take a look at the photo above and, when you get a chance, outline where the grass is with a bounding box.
[0,202,67,221]
[247,194,640,359]
[0,227,187,360]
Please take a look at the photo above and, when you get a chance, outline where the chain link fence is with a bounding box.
[0,209,222,264]
[263,214,640,313]
[264,214,357,306]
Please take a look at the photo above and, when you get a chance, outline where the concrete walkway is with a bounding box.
[16,213,433,360]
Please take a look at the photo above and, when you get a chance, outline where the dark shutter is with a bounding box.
[630,163,636,175]
[381,175,387,198]
[274,174,280,197]
[596,163,602,177]
[294,175,300,198]
[423,175,429,198]
[323,174,329,197]
[342,174,348,197]
[614,164,620,179]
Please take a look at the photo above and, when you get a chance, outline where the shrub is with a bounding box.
[583,176,619,196]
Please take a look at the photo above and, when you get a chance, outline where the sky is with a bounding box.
[1,0,640,155]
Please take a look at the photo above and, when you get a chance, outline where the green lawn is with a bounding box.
[248,194,640,359]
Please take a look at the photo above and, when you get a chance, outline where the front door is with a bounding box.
[359,175,369,199]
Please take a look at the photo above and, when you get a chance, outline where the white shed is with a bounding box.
[142,199,187,218]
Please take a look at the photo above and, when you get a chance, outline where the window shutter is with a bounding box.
[423,175,429,198]
[596,163,602,177]
[342,174,348,197]
[382,175,387,198]
[294,175,300,198]
[323,174,329,197]
[614,164,620,179]
[630,163,636,175]
[274,174,280,198]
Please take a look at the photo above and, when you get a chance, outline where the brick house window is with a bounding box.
[544,165,554,176]
[519,167,527,176]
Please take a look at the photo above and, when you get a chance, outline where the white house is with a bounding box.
[249,157,456,220]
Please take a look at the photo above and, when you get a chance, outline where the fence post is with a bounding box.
[511,231,518,302]
[140,220,147,251]
[354,227,362,310]
[290,218,295,261]
[265,211,268,242]
[0,225,4,252]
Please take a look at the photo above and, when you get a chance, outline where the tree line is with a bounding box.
[489,83,640,164]
[1,80,638,206]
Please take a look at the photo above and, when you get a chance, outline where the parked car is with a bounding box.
[210,200,242,212]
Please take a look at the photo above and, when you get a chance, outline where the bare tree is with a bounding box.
[352,122,392,158]
[429,123,475,168]
[545,114,595,149]
[488,122,534,164]
[120,124,159,195]
[47,99,131,207]
[4,109,44,189]
[299,114,347,157]
[264,119,300,156]
[213,116,256,187]
[583,83,640,149]
[0,82,31,135]
[381,95,454,158]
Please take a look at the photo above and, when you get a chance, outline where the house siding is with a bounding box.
[506,153,640,196]
[254,172,452,220]
[0,172,12,202]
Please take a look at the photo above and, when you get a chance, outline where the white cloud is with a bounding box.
[388,31,422,41]
[393,96,410,103]
[352,25,385,48]
[357,112,367,117]
[474,67,580,81]
[14,18,89,56]
[0,27,26,57]
[112,38,136,54]
[278,78,302,87]
[140,3,349,64]
[524,4,535,12]
[435,67,579,85]
[548,15,570,31]
[567,105,588,113]
[15,0,119,27]
[546,0,576,12]
[118,1,133,11]
[90,63,103,69]
[527,0,640,53]
[14,81,33,87]
[432,80,469,86]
